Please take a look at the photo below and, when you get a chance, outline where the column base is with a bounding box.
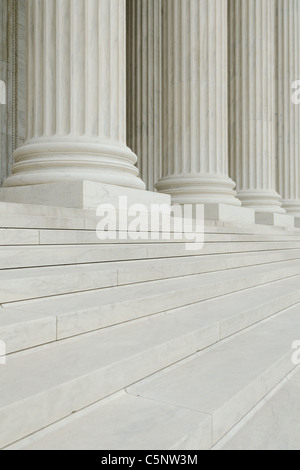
[4,141,146,191]
[156,175,241,207]
[0,180,170,211]
[255,212,295,229]
[237,190,285,214]
[281,200,300,218]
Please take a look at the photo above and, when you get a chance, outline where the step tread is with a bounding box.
[0,308,56,354]
[0,301,219,448]
[39,231,300,245]
[217,370,300,450]
[6,392,211,451]
[6,258,300,312]
[4,258,300,340]
[1,248,300,280]
[6,304,300,450]
[0,201,298,235]
[0,201,92,218]
[128,304,300,445]
[2,241,300,269]
[2,272,300,355]
[1,226,300,248]
[1,277,300,447]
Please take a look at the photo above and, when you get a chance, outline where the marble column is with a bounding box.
[277,0,300,217]
[156,0,240,206]
[126,0,162,192]
[4,0,145,190]
[0,0,9,185]
[228,0,284,214]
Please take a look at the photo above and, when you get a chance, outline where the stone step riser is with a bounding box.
[0,323,218,449]
[127,305,300,449]
[37,230,300,245]
[2,251,300,304]
[117,250,300,285]
[2,301,299,450]
[1,203,300,449]
[4,229,300,247]
[5,261,300,342]
[215,370,300,450]
[1,222,300,247]
[0,207,294,233]
[2,276,300,357]
[2,242,300,269]
[0,200,298,231]
[211,353,294,445]
[50,263,300,339]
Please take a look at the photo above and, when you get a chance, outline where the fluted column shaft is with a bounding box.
[229,0,284,213]
[156,0,240,206]
[277,0,300,216]
[126,0,162,192]
[5,0,145,190]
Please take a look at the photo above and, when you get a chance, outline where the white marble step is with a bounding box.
[38,229,300,245]
[0,200,299,235]
[6,392,212,451]
[2,227,300,248]
[0,229,40,246]
[0,308,56,355]
[6,303,300,450]
[2,241,300,269]
[3,260,300,345]
[0,201,92,219]
[0,214,87,230]
[1,249,300,304]
[106,249,300,285]
[0,302,222,448]
[0,264,118,303]
[2,271,300,356]
[216,369,300,450]
[126,304,300,448]
[145,241,300,259]
[0,200,287,229]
